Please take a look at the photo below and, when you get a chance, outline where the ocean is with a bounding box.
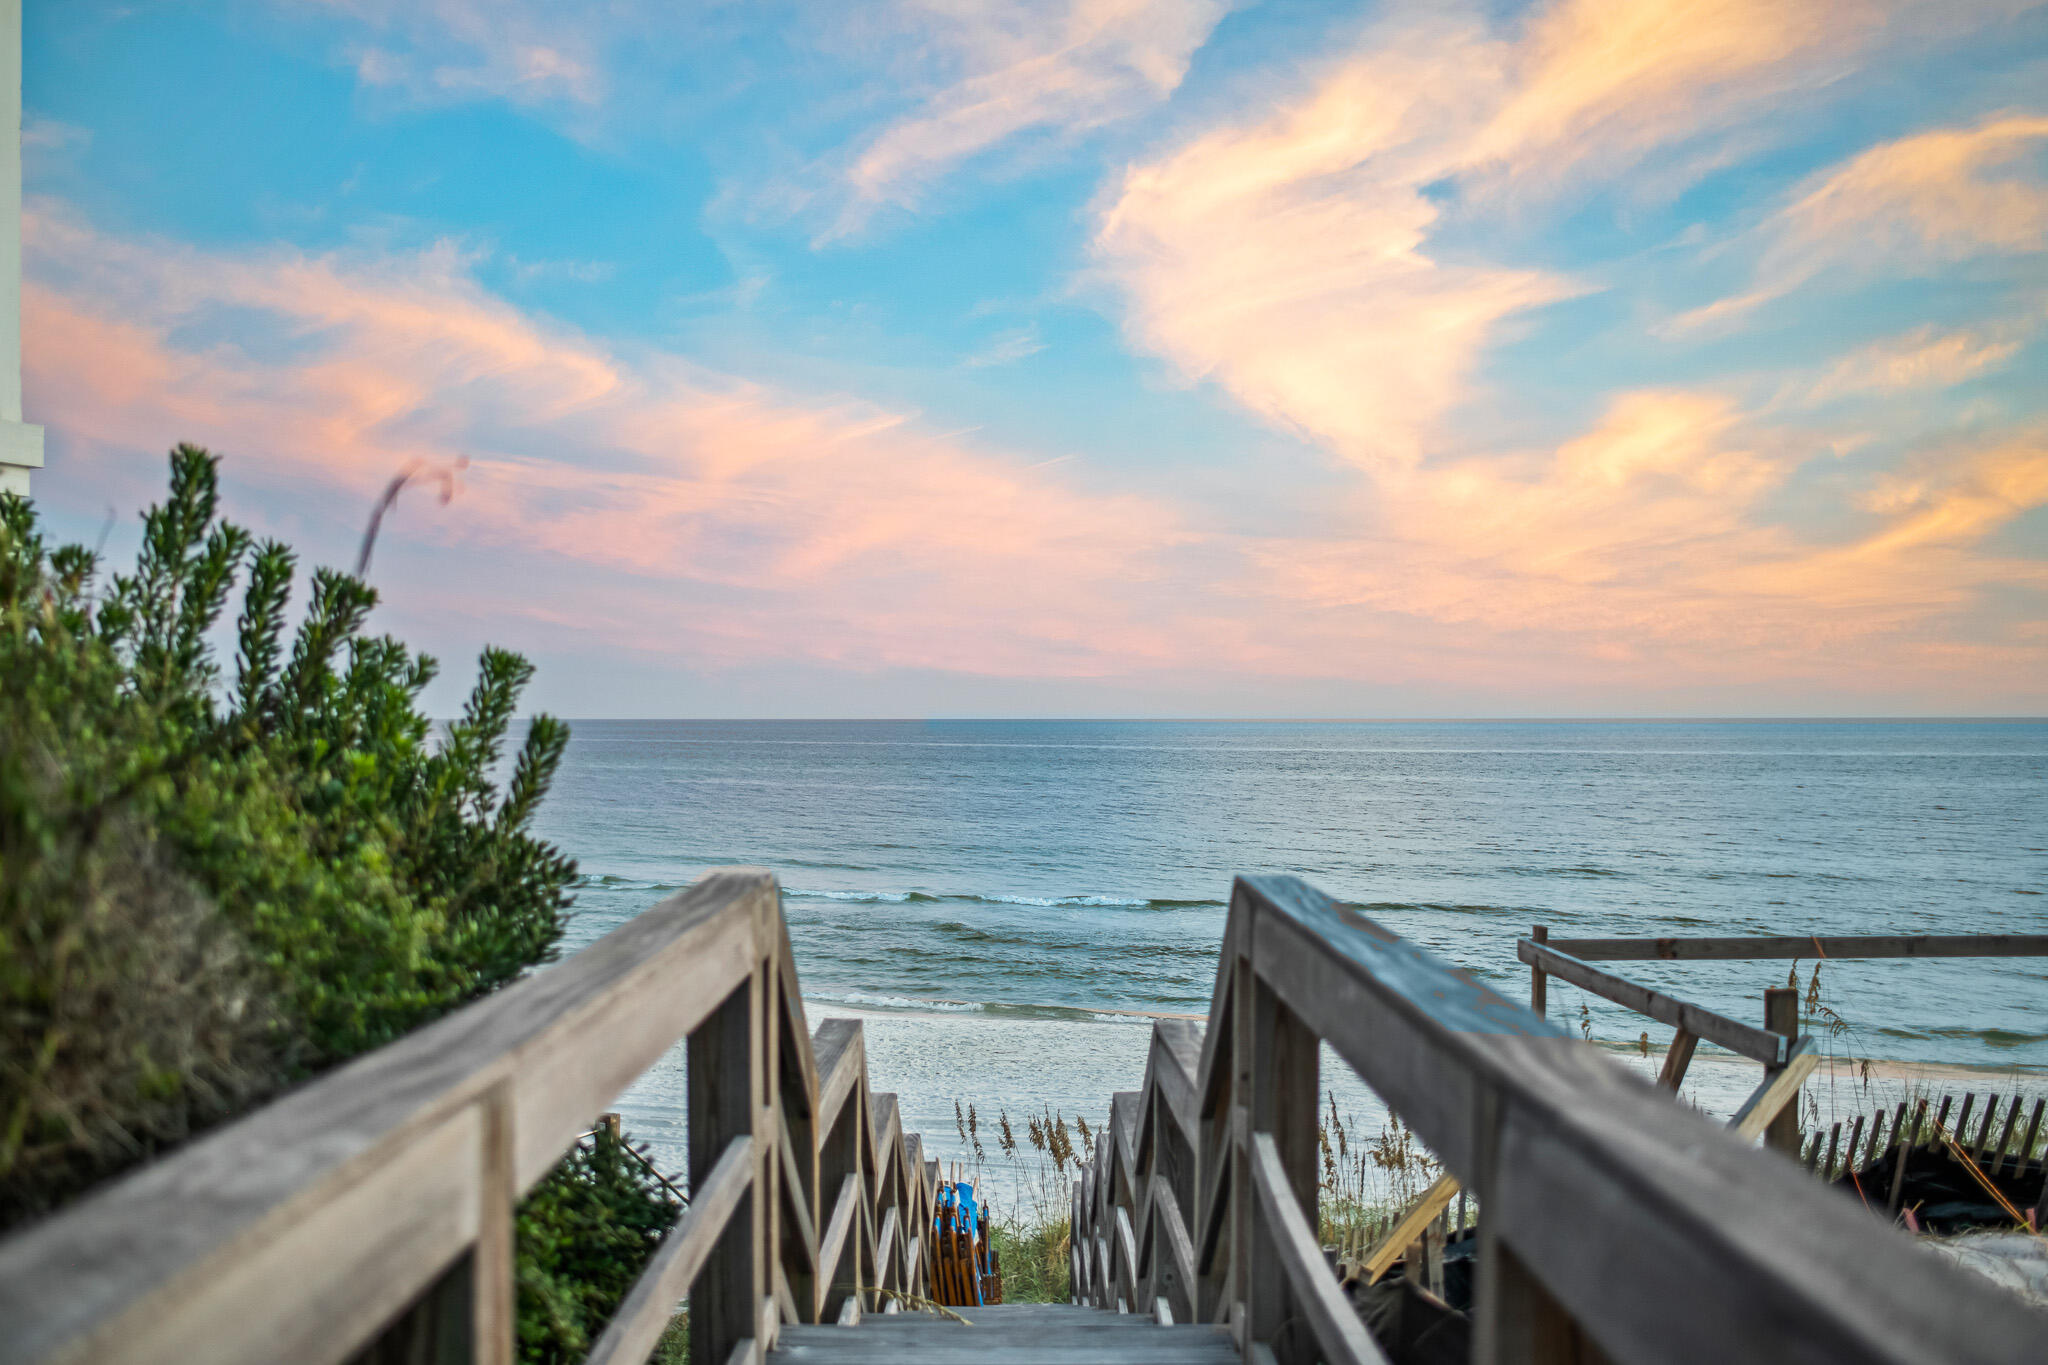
[533,719,2048,1186]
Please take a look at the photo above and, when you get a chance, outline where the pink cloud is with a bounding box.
[26,185,2048,703]
[25,203,1197,678]
[1087,0,2048,688]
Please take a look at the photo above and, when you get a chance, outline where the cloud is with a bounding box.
[1463,0,1882,191]
[23,202,1198,677]
[304,0,608,107]
[1089,0,2048,680]
[1088,0,1912,468]
[1093,14,1572,469]
[960,326,1046,368]
[1798,323,2027,404]
[822,0,1229,235]
[1669,113,2048,333]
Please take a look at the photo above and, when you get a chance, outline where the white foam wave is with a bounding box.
[807,991,985,1013]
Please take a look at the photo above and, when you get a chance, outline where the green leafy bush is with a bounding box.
[1,447,679,1359]
[516,1128,685,1362]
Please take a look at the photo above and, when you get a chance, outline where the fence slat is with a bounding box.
[586,1136,754,1365]
[1247,1134,1390,1365]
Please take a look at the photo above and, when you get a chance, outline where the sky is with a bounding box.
[20,0,2048,717]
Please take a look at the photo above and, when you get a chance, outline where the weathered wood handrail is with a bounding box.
[1075,876,2040,1364]
[1545,933,2048,961]
[0,869,937,1365]
[1521,927,2048,1152]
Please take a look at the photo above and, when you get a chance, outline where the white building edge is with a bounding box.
[0,0,40,497]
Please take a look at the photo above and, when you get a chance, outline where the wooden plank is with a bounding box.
[1656,1029,1699,1092]
[1229,876,2041,1365]
[585,1136,754,1365]
[1362,1175,1461,1285]
[1990,1096,2023,1175]
[476,1088,515,1365]
[1517,939,1785,1064]
[1889,1102,1925,1215]
[811,1019,864,1136]
[1531,925,1550,1016]
[1544,934,2048,961]
[0,869,770,1365]
[2017,1100,2044,1175]
[1115,1206,1139,1300]
[1972,1095,2001,1160]
[1246,1134,1390,1365]
[1762,989,1802,1154]
[1148,1177,1197,1323]
[874,1208,899,1290]
[815,1176,859,1308]
[690,973,762,1365]
[776,1111,818,1262]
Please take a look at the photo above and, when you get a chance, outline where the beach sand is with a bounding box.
[608,1003,2046,1210]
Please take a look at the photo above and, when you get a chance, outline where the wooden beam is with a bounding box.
[1729,1042,1820,1144]
[1226,876,2040,1365]
[1517,939,1786,1064]
[1761,989,1802,1155]
[1546,934,2048,962]
[1362,1176,1462,1285]
[586,1136,754,1365]
[0,870,769,1365]
[1656,1029,1699,1092]
[1247,1134,1390,1365]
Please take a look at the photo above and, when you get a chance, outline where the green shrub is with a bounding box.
[1,447,679,1359]
[0,446,580,1223]
[515,1128,684,1362]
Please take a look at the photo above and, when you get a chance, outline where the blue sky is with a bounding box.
[20,0,2048,715]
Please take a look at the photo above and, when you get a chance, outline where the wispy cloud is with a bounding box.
[960,325,1046,368]
[819,0,1229,236]
[304,0,609,108]
[25,201,1198,676]
[1669,113,2048,334]
[1090,0,2048,674]
[1796,322,2028,404]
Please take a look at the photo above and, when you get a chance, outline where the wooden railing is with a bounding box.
[1074,876,2040,1365]
[1521,929,2048,1154]
[0,870,937,1365]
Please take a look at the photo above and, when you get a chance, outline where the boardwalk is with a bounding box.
[1,870,2039,1365]
[771,1304,1235,1364]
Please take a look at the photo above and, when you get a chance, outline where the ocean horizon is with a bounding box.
[532,718,2047,1183]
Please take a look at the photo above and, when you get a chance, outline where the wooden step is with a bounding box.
[770,1303,1239,1363]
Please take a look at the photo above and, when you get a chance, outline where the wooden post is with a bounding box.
[1889,1100,1924,1215]
[1530,926,1549,1017]
[1656,1029,1698,1092]
[475,1087,516,1365]
[1973,1095,2001,1159]
[1762,988,1801,1155]
[602,1111,622,1141]
[1473,1229,1604,1365]
[2018,1099,2044,1175]
[1991,1095,2023,1175]
[1244,966,1319,1364]
[688,977,759,1365]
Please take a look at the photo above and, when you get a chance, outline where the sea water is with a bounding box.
[532,720,2047,1184]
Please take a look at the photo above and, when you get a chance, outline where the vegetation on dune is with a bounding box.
[0,446,676,1360]
[516,1126,686,1363]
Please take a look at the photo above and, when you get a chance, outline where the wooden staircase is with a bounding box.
[770,1303,1236,1364]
